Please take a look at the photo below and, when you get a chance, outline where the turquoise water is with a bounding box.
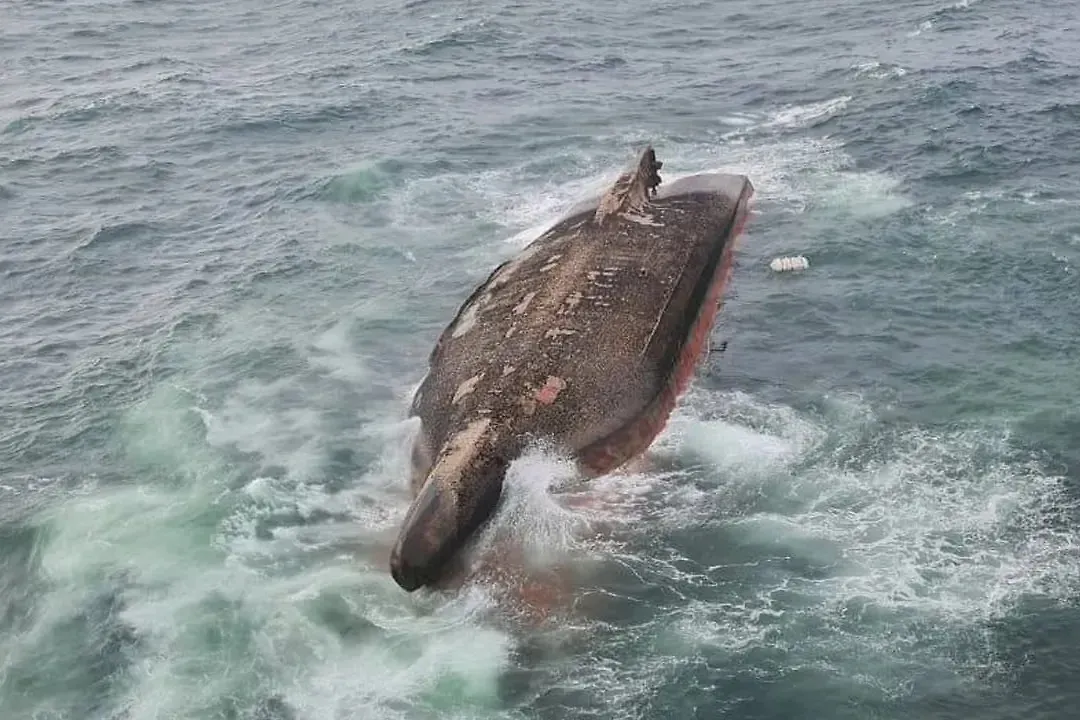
[3,0,1080,717]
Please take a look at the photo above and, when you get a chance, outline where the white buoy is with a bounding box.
[769,255,810,272]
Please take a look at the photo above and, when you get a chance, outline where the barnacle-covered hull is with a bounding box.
[390,148,755,592]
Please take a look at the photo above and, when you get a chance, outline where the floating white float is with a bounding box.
[769,255,810,272]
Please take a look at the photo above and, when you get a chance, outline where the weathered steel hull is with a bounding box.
[390,148,754,592]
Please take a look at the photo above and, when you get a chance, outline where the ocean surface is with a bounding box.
[3,0,1080,717]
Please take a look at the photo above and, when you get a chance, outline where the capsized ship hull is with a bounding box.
[391,147,755,591]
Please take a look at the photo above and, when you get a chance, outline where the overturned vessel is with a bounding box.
[390,147,755,592]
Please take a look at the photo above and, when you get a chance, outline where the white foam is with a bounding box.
[816,170,914,218]
[307,318,371,384]
[763,95,852,130]
[626,391,1079,693]
[282,603,514,719]
[204,378,326,481]
[23,408,514,720]
[15,362,1078,718]
[852,61,909,80]
[375,95,910,287]
[652,135,912,225]
[718,113,760,127]
[909,19,935,36]
[481,445,590,564]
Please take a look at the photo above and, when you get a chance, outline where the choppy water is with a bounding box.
[3,0,1080,717]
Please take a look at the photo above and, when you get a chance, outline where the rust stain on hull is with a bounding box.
[390,146,756,592]
[535,376,567,405]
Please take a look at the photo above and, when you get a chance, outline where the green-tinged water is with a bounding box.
[2,0,1080,717]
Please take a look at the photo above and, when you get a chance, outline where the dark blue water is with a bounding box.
[3,0,1080,717]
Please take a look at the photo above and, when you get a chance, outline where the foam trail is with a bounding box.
[606,390,1079,697]
[763,95,852,129]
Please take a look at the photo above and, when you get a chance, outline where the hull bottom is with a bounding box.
[577,193,752,476]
